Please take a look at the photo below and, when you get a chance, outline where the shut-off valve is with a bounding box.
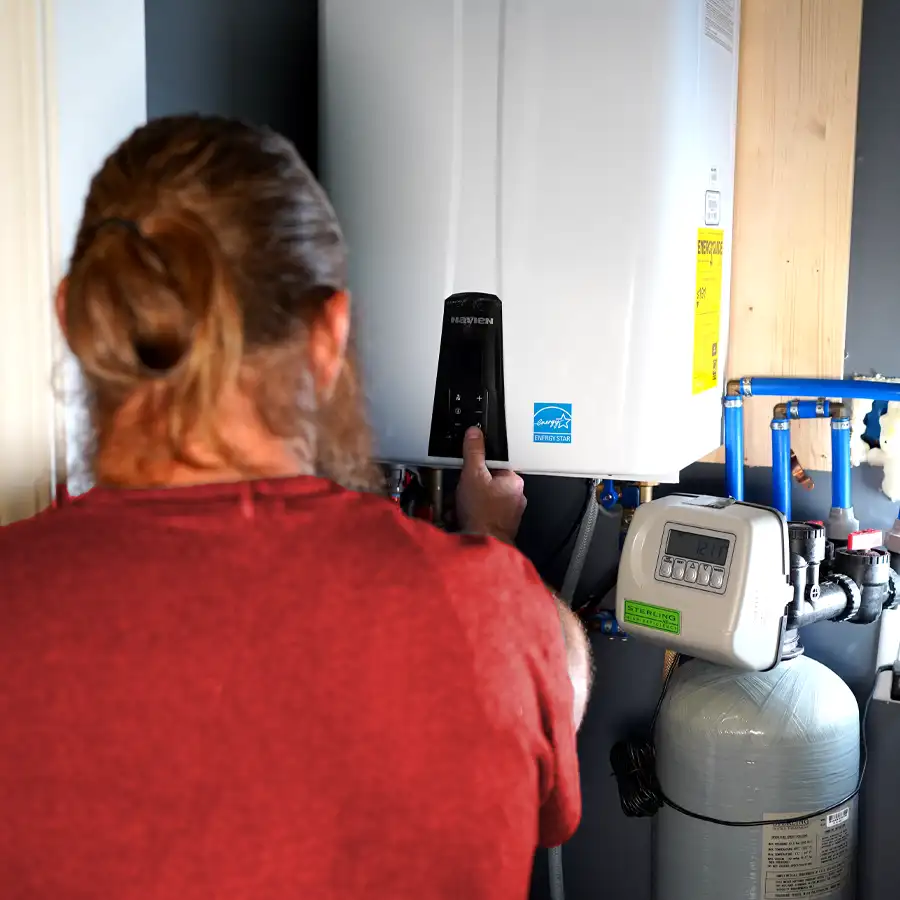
[785,523,900,641]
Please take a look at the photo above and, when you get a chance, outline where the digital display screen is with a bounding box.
[666,529,729,566]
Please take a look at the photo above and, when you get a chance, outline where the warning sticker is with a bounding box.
[704,0,736,53]
[692,228,725,395]
[622,600,681,636]
[761,802,856,900]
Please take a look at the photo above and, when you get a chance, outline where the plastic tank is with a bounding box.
[654,657,860,900]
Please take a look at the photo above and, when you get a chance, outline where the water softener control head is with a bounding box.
[616,494,793,671]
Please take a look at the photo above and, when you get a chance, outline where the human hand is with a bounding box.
[455,426,526,544]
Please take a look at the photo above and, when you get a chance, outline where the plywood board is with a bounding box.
[705,0,863,471]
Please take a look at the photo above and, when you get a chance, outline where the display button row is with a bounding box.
[660,556,724,588]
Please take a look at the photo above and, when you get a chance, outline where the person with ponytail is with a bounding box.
[0,115,590,899]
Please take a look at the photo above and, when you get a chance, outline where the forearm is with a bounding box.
[555,597,592,730]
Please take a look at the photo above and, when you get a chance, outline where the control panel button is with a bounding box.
[698,564,711,586]
[710,567,724,589]
[672,560,686,580]
[449,388,488,433]
[684,562,698,584]
[660,556,674,578]
[449,388,488,410]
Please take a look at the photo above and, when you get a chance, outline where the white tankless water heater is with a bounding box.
[321,0,741,481]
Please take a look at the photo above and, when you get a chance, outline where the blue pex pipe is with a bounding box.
[831,417,852,510]
[786,399,831,419]
[724,377,900,514]
[771,419,792,520]
[742,378,900,402]
[724,398,745,500]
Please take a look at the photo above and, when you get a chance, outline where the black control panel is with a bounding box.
[428,292,508,461]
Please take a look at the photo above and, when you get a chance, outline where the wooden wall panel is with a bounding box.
[706,0,863,470]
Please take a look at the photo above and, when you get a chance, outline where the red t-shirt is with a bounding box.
[0,476,580,899]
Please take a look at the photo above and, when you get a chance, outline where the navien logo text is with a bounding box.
[451,316,494,325]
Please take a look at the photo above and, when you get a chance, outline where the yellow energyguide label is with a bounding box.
[692,227,725,395]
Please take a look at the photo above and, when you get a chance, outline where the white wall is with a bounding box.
[54,0,148,495]
[0,0,147,522]
[54,0,148,280]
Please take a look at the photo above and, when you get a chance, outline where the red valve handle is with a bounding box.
[847,529,884,551]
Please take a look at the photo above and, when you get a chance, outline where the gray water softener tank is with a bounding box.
[653,657,860,900]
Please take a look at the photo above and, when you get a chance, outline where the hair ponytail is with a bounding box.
[64,114,377,489]
[66,209,244,464]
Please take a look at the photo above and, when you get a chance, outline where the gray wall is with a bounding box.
[846,0,900,377]
[144,1,899,898]
[145,0,318,169]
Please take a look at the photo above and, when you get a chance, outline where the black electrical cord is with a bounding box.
[610,659,892,828]
[609,653,681,818]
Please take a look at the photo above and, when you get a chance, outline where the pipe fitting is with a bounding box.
[726,379,743,397]
[811,574,862,625]
[787,522,861,627]
[832,546,895,624]
[789,569,861,628]
[831,401,849,419]
[827,506,861,543]
[597,479,620,510]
